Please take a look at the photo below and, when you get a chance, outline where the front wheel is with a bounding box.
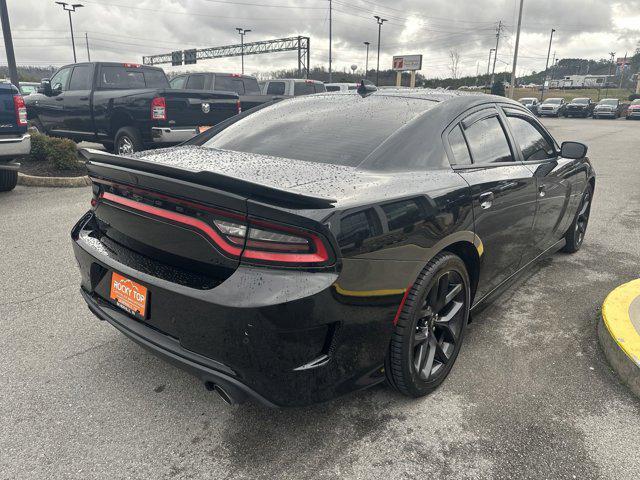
[563,184,593,253]
[114,127,143,155]
[386,253,470,397]
[0,169,18,192]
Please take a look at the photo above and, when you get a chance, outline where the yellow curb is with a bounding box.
[602,279,640,367]
[18,172,91,188]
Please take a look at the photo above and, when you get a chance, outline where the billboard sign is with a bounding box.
[392,55,423,71]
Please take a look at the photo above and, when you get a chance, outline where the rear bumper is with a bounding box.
[71,212,410,407]
[150,127,198,145]
[0,133,30,160]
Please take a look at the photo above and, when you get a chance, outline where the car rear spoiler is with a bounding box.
[79,149,337,209]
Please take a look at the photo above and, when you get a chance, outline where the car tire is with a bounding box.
[114,127,143,155]
[28,118,46,135]
[563,183,593,254]
[386,252,470,397]
[0,169,18,192]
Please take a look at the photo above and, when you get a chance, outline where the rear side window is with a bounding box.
[243,78,261,94]
[266,82,285,95]
[68,65,93,90]
[170,76,187,89]
[205,95,434,167]
[464,116,513,164]
[448,125,472,166]
[314,83,326,93]
[215,76,245,95]
[505,115,556,162]
[186,75,206,90]
[100,66,169,89]
[294,82,315,96]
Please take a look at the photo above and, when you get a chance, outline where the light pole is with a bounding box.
[540,28,555,101]
[328,0,332,83]
[0,0,19,89]
[606,51,616,98]
[374,15,387,87]
[236,27,251,75]
[55,2,83,63]
[364,41,370,78]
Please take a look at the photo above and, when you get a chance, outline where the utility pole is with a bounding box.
[0,0,19,89]
[485,48,495,92]
[328,0,332,83]
[85,32,90,61]
[490,20,502,88]
[509,0,525,98]
[374,15,387,87]
[364,41,370,78]
[606,52,616,97]
[235,27,251,74]
[540,28,555,101]
[55,2,83,63]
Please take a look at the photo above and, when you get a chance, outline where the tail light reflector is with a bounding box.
[13,95,27,126]
[151,96,166,120]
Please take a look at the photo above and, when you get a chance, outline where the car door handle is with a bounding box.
[55,97,64,101]
[479,191,494,210]
[538,184,546,198]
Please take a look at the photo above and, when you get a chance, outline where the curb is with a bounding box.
[598,279,640,398]
[17,172,91,188]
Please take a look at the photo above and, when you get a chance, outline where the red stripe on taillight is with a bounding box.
[13,95,27,126]
[393,285,413,325]
[100,192,242,257]
[151,96,166,120]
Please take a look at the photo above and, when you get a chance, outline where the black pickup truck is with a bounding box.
[169,72,276,111]
[0,83,30,191]
[25,62,240,154]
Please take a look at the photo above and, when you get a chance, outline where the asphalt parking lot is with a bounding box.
[1,118,639,480]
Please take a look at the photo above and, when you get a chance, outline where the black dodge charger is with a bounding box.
[72,89,595,407]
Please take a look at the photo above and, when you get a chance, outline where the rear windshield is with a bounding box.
[100,66,169,89]
[205,95,434,167]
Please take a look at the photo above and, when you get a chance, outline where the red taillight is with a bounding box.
[151,96,166,120]
[123,63,141,68]
[236,100,242,114]
[98,190,333,266]
[13,95,27,126]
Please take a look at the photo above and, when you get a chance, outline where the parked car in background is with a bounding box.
[73,91,594,407]
[25,62,240,154]
[325,81,376,93]
[565,98,595,118]
[593,98,623,119]
[626,99,640,120]
[0,83,30,192]
[170,72,275,111]
[260,78,326,97]
[18,82,40,96]
[538,98,567,117]
[518,97,540,115]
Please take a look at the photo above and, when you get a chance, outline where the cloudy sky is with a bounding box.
[3,0,640,78]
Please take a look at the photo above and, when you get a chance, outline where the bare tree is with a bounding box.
[449,50,461,79]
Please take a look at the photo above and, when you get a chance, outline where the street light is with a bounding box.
[236,27,251,75]
[374,15,387,87]
[363,41,370,78]
[55,2,83,63]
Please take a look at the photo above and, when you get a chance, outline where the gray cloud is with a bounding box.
[2,0,639,77]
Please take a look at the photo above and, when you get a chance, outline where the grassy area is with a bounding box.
[512,88,636,102]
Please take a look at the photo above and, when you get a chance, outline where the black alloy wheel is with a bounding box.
[114,127,143,156]
[563,184,593,253]
[386,253,470,397]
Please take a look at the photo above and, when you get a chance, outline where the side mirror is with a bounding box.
[561,141,588,160]
[40,79,52,96]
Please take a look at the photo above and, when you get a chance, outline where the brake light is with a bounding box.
[231,73,242,78]
[97,189,334,266]
[151,96,166,120]
[236,99,242,114]
[123,63,141,68]
[13,95,27,126]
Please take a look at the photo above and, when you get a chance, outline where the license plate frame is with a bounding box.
[109,272,149,320]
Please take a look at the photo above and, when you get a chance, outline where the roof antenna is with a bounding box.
[357,79,376,98]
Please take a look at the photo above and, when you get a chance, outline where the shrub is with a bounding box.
[26,132,83,171]
[45,136,81,171]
